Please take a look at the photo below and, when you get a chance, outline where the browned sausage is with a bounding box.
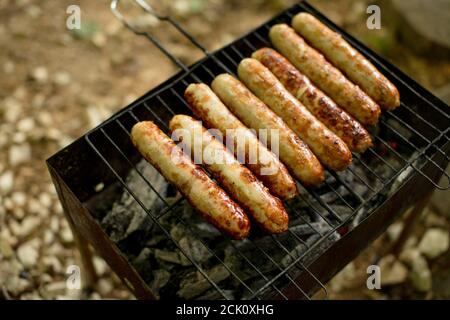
[170,115,289,233]
[131,121,250,240]
[238,58,352,171]
[184,83,298,200]
[270,24,381,126]
[252,47,372,153]
[211,73,325,186]
[292,12,400,110]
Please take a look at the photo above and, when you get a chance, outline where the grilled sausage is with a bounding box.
[252,48,372,153]
[184,83,298,200]
[131,121,250,240]
[269,24,381,126]
[211,73,325,186]
[238,58,352,171]
[170,115,289,233]
[292,13,400,110]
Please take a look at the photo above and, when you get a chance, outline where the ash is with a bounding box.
[96,129,424,300]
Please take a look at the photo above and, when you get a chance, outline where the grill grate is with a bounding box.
[49,0,450,300]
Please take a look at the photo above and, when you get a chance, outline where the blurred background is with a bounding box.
[0,0,449,300]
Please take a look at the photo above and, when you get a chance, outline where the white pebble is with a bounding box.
[46,128,60,140]
[16,216,41,238]
[50,216,59,232]
[4,197,14,210]
[95,182,104,192]
[12,132,26,144]
[43,230,55,245]
[32,94,45,108]
[9,144,31,166]
[39,192,53,208]
[31,66,48,83]
[3,61,14,74]
[25,5,42,18]
[42,256,63,274]
[58,135,73,148]
[27,197,42,214]
[53,71,71,86]
[0,134,8,148]
[93,256,108,276]
[53,202,63,215]
[60,226,74,245]
[45,281,66,293]
[13,87,27,100]
[13,208,25,220]
[2,97,23,122]
[97,278,113,295]
[17,118,35,133]
[0,171,14,194]
[92,33,107,48]
[11,191,27,207]
[37,111,53,126]
[17,240,40,268]
[418,228,449,259]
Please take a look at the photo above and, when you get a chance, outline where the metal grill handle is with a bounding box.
[111,0,209,73]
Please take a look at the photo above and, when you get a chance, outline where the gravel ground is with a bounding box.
[0,0,449,300]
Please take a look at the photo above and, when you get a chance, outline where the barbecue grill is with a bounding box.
[46,0,450,300]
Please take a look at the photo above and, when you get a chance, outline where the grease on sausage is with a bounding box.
[184,83,298,200]
[252,47,372,153]
[269,24,381,126]
[238,58,352,171]
[292,13,400,110]
[131,121,250,239]
[170,115,289,233]
[212,73,325,186]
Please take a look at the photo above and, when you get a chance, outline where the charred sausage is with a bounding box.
[238,58,352,171]
[131,121,250,239]
[211,73,325,186]
[269,24,381,126]
[252,47,372,153]
[170,115,289,233]
[184,83,298,200]
[292,12,400,110]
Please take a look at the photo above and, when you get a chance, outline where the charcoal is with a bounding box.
[242,279,272,300]
[280,243,308,268]
[94,134,421,299]
[177,265,230,299]
[131,248,154,283]
[154,249,192,266]
[145,234,167,247]
[102,202,134,243]
[150,269,171,299]
[191,222,222,240]
[170,224,187,242]
[290,223,325,237]
[331,205,354,220]
[101,161,169,243]
[178,236,213,265]
[196,289,235,300]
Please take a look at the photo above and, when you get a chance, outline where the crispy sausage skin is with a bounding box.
[252,48,372,153]
[238,58,352,172]
[269,24,381,126]
[292,13,400,110]
[211,73,325,186]
[131,121,250,240]
[170,115,289,233]
[184,83,298,200]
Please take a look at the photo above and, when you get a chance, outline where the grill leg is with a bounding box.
[65,213,98,294]
[390,190,434,257]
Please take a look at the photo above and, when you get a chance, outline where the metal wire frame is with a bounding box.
[82,0,450,299]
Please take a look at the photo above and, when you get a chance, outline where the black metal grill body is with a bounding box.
[47,1,450,300]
